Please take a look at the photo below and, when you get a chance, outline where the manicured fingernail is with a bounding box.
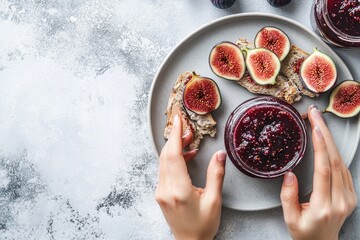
[217,150,227,164]
[189,148,198,154]
[314,126,324,139]
[182,129,191,138]
[309,104,316,111]
[173,114,180,126]
[284,171,294,185]
[311,106,323,120]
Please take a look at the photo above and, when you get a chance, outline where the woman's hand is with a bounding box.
[155,114,227,240]
[280,105,357,240]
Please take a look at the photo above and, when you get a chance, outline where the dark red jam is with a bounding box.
[292,58,305,75]
[328,0,360,36]
[312,0,360,47]
[224,97,307,179]
[233,106,302,173]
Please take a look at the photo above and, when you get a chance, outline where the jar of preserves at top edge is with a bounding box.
[311,0,360,48]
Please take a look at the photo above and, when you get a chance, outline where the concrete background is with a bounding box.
[0,0,359,239]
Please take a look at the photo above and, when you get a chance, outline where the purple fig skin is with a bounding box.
[183,73,222,115]
[243,47,281,85]
[325,80,360,118]
[209,41,246,81]
[210,0,236,9]
[254,26,291,61]
[267,0,291,7]
[300,48,337,93]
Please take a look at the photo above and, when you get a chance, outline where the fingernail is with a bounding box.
[173,114,180,126]
[309,104,316,111]
[284,171,294,185]
[217,150,227,164]
[187,148,198,153]
[182,129,191,138]
[314,126,324,139]
[311,106,323,120]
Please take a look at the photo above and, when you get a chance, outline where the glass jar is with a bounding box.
[224,97,307,179]
[311,0,360,48]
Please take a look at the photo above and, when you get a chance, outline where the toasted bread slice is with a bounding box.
[236,38,302,104]
[281,45,317,98]
[164,71,217,150]
[238,72,301,104]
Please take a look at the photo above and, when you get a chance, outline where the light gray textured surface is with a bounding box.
[0,1,359,239]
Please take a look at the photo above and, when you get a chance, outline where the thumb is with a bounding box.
[280,171,301,226]
[204,150,227,202]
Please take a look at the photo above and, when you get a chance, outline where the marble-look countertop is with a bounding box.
[0,1,359,239]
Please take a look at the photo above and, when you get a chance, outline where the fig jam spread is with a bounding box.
[327,0,360,36]
[225,97,307,178]
[292,58,305,75]
[233,106,302,172]
[312,0,360,47]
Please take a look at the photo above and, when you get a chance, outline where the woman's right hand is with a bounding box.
[280,105,357,240]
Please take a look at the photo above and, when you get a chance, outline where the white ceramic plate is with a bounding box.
[148,13,360,211]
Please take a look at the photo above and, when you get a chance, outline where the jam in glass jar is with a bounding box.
[311,0,360,47]
[224,97,307,179]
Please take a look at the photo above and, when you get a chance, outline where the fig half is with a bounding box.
[183,72,222,115]
[242,47,281,85]
[254,26,291,61]
[300,48,337,93]
[325,80,360,118]
[209,41,246,81]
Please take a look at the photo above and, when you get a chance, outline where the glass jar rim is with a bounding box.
[224,97,307,178]
[320,0,360,42]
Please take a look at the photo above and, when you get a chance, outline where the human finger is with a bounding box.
[182,130,193,148]
[166,114,183,155]
[347,168,356,193]
[183,149,198,162]
[309,106,345,192]
[308,106,341,161]
[280,171,301,227]
[204,150,227,202]
[165,115,192,189]
[158,145,168,189]
[309,126,331,204]
[344,169,358,217]
[308,106,344,199]
[341,165,350,191]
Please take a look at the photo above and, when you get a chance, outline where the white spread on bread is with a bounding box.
[281,45,318,98]
[236,38,302,104]
[163,39,316,150]
[164,71,217,150]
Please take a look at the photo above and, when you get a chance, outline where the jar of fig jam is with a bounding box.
[224,97,307,179]
[311,0,360,47]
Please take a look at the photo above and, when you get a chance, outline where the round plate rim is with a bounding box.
[147,12,360,211]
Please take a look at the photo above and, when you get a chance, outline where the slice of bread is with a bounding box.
[164,71,217,150]
[236,38,302,104]
[238,72,302,104]
[281,45,317,98]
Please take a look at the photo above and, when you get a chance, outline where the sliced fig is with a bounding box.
[209,41,246,81]
[242,47,281,85]
[183,72,222,115]
[300,48,337,93]
[254,26,291,61]
[325,80,360,118]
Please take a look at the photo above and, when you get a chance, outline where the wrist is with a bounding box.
[174,234,214,240]
[175,238,213,240]
[291,235,338,240]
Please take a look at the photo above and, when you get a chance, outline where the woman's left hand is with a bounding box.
[155,114,227,240]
